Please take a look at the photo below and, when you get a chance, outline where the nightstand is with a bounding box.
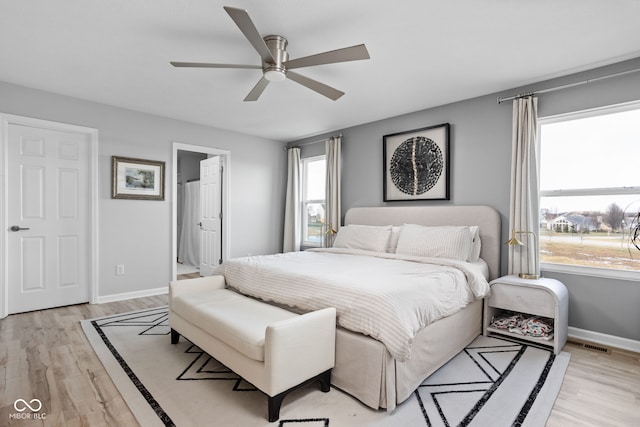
[483,275,568,354]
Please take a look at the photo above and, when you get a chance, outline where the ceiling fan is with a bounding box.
[170,6,370,101]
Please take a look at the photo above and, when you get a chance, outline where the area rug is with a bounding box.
[81,307,570,427]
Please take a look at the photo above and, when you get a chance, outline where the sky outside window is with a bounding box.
[306,158,326,199]
[540,107,640,213]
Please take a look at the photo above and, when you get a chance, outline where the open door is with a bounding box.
[199,156,223,276]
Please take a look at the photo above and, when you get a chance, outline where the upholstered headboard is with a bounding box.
[344,205,501,280]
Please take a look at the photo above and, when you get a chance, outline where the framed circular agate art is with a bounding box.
[383,123,450,201]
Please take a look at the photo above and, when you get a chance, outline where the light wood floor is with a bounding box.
[1,295,638,427]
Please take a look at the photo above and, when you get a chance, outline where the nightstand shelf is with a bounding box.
[483,275,568,354]
[485,326,554,345]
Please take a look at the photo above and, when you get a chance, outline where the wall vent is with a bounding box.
[569,339,611,354]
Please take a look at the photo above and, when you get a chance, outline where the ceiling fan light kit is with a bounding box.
[264,69,286,82]
[170,6,370,101]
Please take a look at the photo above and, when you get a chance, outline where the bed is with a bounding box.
[215,205,501,411]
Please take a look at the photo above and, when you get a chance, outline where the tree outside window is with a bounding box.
[301,156,326,247]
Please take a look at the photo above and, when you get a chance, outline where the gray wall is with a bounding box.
[292,57,640,342]
[0,81,287,299]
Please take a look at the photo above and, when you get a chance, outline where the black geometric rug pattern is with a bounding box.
[94,306,171,335]
[177,343,257,392]
[88,307,561,427]
[90,307,175,426]
[414,342,554,427]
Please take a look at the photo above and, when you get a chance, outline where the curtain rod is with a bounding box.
[496,66,640,104]
[285,133,343,150]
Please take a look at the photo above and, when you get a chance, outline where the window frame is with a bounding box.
[538,100,640,281]
[300,155,326,248]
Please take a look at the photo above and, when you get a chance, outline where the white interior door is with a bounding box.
[199,156,222,276]
[7,123,91,314]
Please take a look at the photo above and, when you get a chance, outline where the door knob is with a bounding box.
[10,225,30,232]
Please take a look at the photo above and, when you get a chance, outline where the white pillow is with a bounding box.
[395,224,473,261]
[387,226,403,253]
[468,225,482,262]
[332,225,392,252]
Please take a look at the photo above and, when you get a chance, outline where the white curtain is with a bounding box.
[283,147,301,252]
[178,180,201,266]
[325,136,342,247]
[508,96,540,276]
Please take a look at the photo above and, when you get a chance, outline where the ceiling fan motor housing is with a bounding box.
[263,35,288,81]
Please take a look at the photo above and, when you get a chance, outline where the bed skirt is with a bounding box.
[331,299,483,411]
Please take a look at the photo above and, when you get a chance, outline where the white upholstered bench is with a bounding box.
[169,275,336,422]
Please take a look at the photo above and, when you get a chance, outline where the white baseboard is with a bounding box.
[568,326,640,353]
[96,287,168,304]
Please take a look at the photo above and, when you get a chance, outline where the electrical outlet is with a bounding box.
[116,264,125,275]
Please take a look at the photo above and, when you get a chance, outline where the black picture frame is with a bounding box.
[383,123,450,201]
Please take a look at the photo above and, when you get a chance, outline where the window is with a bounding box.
[539,101,640,278]
[301,156,326,247]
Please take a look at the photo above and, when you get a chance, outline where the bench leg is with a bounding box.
[318,369,331,393]
[267,394,286,422]
[266,369,332,422]
[170,328,180,344]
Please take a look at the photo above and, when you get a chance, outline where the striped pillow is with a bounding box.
[395,224,473,261]
[387,226,403,253]
[333,224,392,252]
[469,225,482,262]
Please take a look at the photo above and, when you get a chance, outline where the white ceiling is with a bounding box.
[1,1,639,142]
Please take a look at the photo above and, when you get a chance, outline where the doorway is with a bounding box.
[0,114,98,318]
[172,142,230,280]
[176,150,207,275]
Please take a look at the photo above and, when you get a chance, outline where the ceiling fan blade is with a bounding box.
[244,77,270,101]
[287,71,344,101]
[170,61,261,69]
[284,44,370,70]
[223,6,274,64]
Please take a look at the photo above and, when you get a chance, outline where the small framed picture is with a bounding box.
[112,156,165,200]
[383,123,450,201]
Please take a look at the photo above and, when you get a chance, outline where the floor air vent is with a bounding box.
[569,339,611,353]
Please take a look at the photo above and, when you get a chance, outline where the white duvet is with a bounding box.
[214,248,490,361]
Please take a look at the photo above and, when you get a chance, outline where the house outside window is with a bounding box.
[538,101,640,279]
[301,155,326,247]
